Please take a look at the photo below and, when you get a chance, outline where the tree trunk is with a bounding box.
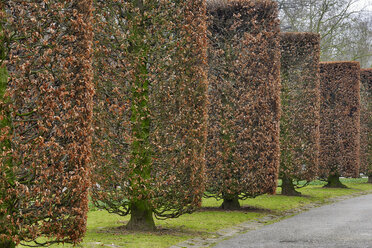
[221,195,240,210]
[368,175,372,184]
[323,174,347,188]
[0,240,16,248]
[127,15,154,232]
[281,176,301,196]
[126,201,156,231]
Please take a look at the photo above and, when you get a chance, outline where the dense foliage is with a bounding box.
[319,62,360,185]
[279,32,320,195]
[206,0,281,208]
[360,69,372,180]
[0,0,366,244]
[91,0,208,229]
[0,3,12,246]
[0,0,93,245]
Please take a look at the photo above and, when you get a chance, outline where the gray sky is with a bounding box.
[351,0,372,12]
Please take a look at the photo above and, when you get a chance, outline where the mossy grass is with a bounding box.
[20,178,372,248]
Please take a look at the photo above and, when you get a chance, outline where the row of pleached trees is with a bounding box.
[0,0,371,247]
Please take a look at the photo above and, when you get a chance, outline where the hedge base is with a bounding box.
[281,176,301,196]
[0,240,15,248]
[221,196,240,210]
[323,174,348,188]
[368,176,372,184]
[126,201,156,231]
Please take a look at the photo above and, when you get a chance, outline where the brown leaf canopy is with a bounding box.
[1,0,93,245]
[91,0,208,219]
[359,69,372,175]
[319,61,360,178]
[279,32,320,182]
[206,0,281,200]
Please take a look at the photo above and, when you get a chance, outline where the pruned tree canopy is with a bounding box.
[319,61,361,181]
[279,32,320,195]
[360,68,372,178]
[0,0,94,246]
[91,0,208,230]
[206,0,281,207]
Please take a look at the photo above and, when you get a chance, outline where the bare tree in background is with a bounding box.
[277,0,372,67]
[339,15,372,67]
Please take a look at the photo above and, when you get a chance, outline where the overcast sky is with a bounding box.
[351,0,372,12]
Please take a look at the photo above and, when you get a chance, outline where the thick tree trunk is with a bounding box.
[221,195,240,210]
[281,176,301,196]
[127,201,156,231]
[0,240,16,248]
[127,18,155,232]
[368,176,372,184]
[323,174,347,188]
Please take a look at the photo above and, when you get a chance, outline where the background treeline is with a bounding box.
[277,0,372,67]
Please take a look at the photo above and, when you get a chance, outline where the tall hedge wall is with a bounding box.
[206,0,281,208]
[0,1,93,246]
[360,69,372,179]
[0,4,12,245]
[319,62,360,180]
[279,32,320,195]
[91,0,208,229]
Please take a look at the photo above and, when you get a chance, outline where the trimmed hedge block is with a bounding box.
[319,61,361,178]
[91,0,208,223]
[279,32,320,184]
[206,0,281,201]
[360,69,372,176]
[1,0,94,245]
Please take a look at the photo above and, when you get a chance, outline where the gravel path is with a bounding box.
[213,193,372,248]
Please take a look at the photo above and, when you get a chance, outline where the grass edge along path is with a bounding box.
[172,180,372,248]
[19,179,372,248]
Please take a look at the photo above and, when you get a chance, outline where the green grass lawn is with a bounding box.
[20,178,372,248]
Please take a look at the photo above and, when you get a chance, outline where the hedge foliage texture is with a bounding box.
[279,32,320,183]
[0,0,93,245]
[206,0,281,200]
[319,62,360,178]
[91,0,208,219]
[360,69,372,176]
[0,4,11,244]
